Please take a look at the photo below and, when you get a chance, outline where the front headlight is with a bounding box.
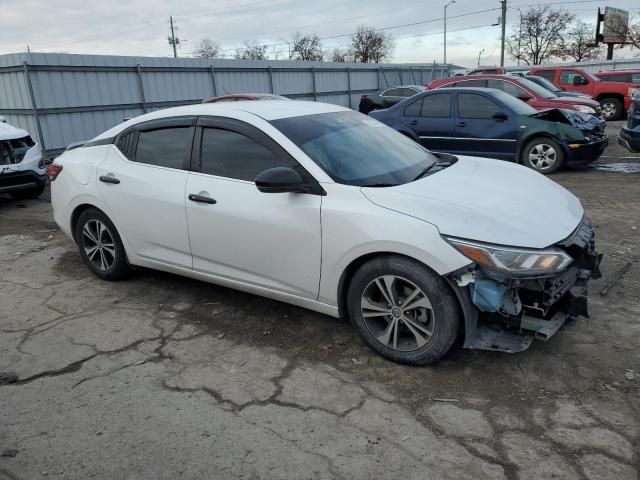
[574,105,595,114]
[445,237,573,274]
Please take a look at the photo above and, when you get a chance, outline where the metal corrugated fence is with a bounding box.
[0,52,454,156]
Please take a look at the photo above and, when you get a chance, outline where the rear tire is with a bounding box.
[521,137,564,174]
[599,97,623,121]
[74,208,130,281]
[347,255,460,365]
[10,185,45,200]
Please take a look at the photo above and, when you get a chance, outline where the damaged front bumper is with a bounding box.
[447,218,602,353]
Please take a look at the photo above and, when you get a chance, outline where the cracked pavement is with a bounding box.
[1,127,639,479]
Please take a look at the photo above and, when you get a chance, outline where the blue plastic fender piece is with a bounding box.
[470,278,507,312]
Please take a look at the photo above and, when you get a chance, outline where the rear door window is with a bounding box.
[134,127,193,169]
[403,98,423,116]
[381,88,403,97]
[421,94,451,117]
[487,79,527,98]
[454,79,487,88]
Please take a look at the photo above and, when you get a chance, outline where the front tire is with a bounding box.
[347,256,460,365]
[599,97,623,121]
[74,208,130,281]
[10,185,45,200]
[521,137,564,174]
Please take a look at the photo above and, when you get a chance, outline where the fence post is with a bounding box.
[210,66,218,96]
[346,67,352,109]
[410,67,418,85]
[396,67,402,85]
[268,66,275,94]
[136,64,147,113]
[311,67,317,101]
[380,67,389,87]
[22,61,47,157]
[377,66,381,89]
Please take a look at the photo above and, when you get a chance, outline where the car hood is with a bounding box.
[361,156,583,249]
[0,121,29,141]
[550,95,600,109]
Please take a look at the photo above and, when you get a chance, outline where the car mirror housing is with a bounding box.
[255,167,306,193]
[573,77,587,86]
[493,111,508,121]
[517,93,533,102]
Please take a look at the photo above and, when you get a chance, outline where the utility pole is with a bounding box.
[444,0,456,65]
[169,16,178,58]
[499,0,507,67]
[516,9,522,66]
[477,48,485,67]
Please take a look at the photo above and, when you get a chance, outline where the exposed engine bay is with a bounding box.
[449,217,602,353]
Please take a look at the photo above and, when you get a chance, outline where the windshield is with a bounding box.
[518,77,556,99]
[491,90,538,115]
[527,76,559,92]
[271,111,438,187]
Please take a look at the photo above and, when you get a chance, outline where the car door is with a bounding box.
[400,93,455,152]
[184,117,322,299]
[453,92,517,161]
[96,117,195,268]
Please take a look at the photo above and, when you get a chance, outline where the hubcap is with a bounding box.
[601,102,615,119]
[528,143,557,170]
[81,219,116,271]
[361,275,435,352]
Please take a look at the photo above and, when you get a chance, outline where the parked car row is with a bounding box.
[370,87,607,174]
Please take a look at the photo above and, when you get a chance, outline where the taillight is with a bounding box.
[48,163,63,181]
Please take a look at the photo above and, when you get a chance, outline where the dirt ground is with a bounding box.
[1,121,638,480]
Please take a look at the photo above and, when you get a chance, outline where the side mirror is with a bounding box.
[573,76,588,86]
[492,111,508,121]
[255,167,306,193]
[516,93,533,102]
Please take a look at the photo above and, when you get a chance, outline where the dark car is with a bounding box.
[369,88,607,174]
[427,75,603,117]
[202,93,289,103]
[619,89,640,153]
[521,75,592,99]
[358,85,422,114]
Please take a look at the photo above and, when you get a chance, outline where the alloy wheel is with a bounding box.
[528,143,557,170]
[81,219,116,271]
[601,102,616,120]
[360,275,435,352]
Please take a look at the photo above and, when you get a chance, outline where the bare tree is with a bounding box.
[194,38,221,59]
[329,48,352,63]
[562,21,603,62]
[291,32,324,61]
[350,25,394,63]
[506,6,575,65]
[234,40,269,60]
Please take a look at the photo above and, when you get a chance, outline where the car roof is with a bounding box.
[0,121,29,141]
[595,70,639,74]
[92,100,349,141]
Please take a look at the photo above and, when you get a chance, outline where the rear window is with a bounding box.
[534,70,556,81]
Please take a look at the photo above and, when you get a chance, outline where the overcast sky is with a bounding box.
[1,0,639,67]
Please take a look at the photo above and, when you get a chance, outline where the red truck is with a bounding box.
[529,67,638,120]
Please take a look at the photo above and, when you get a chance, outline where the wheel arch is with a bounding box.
[516,132,565,164]
[595,92,624,103]
[336,252,467,342]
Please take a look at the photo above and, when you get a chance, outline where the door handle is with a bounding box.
[409,120,418,125]
[456,121,467,127]
[99,175,120,184]
[188,194,217,204]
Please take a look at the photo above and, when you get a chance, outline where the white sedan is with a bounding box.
[50,101,601,365]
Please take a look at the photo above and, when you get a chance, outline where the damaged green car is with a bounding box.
[370,87,608,174]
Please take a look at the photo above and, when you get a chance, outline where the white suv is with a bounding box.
[0,117,46,199]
